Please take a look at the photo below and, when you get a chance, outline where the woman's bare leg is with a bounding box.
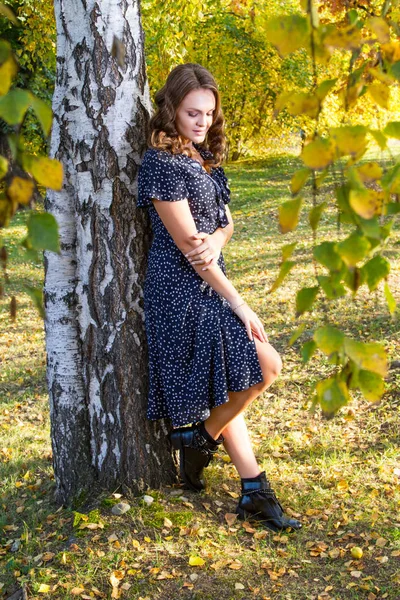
[202,338,282,478]
[221,413,260,478]
[204,339,282,440]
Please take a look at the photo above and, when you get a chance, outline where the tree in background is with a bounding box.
[43,0,176,506]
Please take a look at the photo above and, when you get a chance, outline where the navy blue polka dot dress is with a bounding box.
[136,142,263,427]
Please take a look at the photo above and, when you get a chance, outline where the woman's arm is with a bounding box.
[212,204,234,248]
[152,198,242,306]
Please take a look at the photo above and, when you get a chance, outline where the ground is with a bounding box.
[0,150,399,599]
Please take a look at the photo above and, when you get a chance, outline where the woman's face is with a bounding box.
[175,88,216,145]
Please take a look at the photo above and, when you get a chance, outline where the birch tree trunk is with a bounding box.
[44,0,177,507]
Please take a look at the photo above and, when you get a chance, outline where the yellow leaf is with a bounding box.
[7,177,34,206]
[38,584,51,593]
[381,42,400,63]
[0,53,18,96]
[368,82,390,109]
[356,162,382,182]
[23,155,63,190]
[324,24,362,50]
[189,556,205,566]
[109,570,124,587]
[330,125,367,155]
[367,17,390,43]
[301,138,335,170]
[349,189,381,219]
[337,479,349,491]
[144,536,151,543]
[71,587,85,595]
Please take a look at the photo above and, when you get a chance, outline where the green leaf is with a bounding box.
[26,212,60,253]
[296,286,319,316]
[288,323,306,346]
[313,241,343,271]
[269,260,296,293]
[369,129,387,150]
[358,370,385,402]
[384,282,397,315]
[336,184,351,213]
[337,232,371,267]
[386,202,400,215]
[318,275,347,299]
[383,121,400,139]
[279,197,302,233]
[391,61,400,80]
[0,3,18,23]
[309,201,327,231]
[343,266,362,293]
[282,242,297,262]
[344,338,387,377]
[313,325,345,355]
[301,340,316,363]
[23,284,45,319]
[358,215,380,239]
[30,94,53,137]
[316,78,337,101]
[263,15,310,57]
[383,121,400,140]
[0,155,8,180]
[290,168,310,195]
[301,137,335,170]
[361,254,390,291]
[0,89,32,125]
[381,163,400,194]
[316,377,349,416]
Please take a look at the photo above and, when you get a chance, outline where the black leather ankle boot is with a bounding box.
[170,422,224,492]
[236,471,302,532]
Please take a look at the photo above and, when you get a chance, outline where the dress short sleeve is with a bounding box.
[137,149,189,208]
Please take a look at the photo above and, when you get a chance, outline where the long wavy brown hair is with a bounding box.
[148,63,227,172]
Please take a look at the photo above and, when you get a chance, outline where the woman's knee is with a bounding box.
[255,340,283,390]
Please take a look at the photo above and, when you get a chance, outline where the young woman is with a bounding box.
[136,63,301,533]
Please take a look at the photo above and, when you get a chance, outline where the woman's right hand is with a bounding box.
[231,302,269,343]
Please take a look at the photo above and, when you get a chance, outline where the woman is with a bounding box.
[136,63,301,533]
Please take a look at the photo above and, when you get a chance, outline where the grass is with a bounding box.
[0,149,399,600]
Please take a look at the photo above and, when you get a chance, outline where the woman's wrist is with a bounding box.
[228,296,245,309]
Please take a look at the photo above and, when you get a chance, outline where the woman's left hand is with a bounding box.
[185,232,222,270]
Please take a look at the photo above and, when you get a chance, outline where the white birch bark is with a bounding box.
[44,0,176,506]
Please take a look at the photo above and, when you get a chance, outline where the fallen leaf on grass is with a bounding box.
[235,583,245,590]
[224,513,238,526]
[229,560,243,570]
[189,556,205,566]
[375,555,388,563]
[109,571,125,587]
[38,584,51,593]
[375,537,387,547]
[71,587,85,594]
[163,517,173,528]
[350,571,362,578]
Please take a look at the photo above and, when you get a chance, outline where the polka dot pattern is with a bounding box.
[136,143,264,427]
